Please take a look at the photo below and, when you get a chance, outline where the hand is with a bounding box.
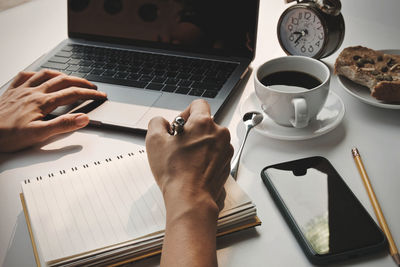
[145,99,233,267]
[146,99,233,212]
[0,69,107,152]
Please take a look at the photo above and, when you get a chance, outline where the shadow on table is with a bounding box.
[2,212,36,267]
[235,116,347,152]
[0,132,82,174]
[346,93,400,126]
[217,227,260,250]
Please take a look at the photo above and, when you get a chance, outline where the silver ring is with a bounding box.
[170,116,186,135]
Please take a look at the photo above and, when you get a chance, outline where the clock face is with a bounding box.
[278,7,325,58]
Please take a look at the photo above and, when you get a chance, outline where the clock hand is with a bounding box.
[294,35,303,43]
[294,30,308,43]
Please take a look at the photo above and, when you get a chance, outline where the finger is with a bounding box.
[23,69,64,87]
[147,116,172,137]
[9,71,36,89]
[178,99,211,123]
[27,113,90,142]
[188,99,211,118]
[38,73,97,93]
[44,87,107,112]
[177,104,191,122]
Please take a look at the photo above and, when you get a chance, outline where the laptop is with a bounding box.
[25,0,259,131]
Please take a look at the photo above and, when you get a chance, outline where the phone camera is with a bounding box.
[293,169,307,176]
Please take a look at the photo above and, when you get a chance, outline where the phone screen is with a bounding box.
[263,157,386,256]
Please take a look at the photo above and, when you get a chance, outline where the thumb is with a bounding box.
[29,113,89,141]
[147,116,172,137]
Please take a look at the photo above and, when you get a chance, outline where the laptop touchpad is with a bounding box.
[87,84,161,128]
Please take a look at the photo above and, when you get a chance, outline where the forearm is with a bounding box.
[146,100,232,266]
[161,193,219,267]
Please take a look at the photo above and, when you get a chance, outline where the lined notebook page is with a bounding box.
[21,147,252,264]
[22,149,165,263]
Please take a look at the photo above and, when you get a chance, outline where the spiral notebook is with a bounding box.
[20,146,260,267]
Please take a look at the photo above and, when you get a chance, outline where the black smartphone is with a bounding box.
[261,156,387,265]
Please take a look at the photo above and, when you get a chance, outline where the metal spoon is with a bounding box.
[230,111,264,180]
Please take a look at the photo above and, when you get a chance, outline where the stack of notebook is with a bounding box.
[20,146,260,266]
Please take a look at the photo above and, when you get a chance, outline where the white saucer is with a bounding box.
[337,49,400,110]
[240,91,345,140]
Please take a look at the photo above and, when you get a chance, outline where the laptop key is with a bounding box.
[190,75,203,82]
[56,51,73,58]
[66,65,80,72]
[80,60,93,67]
[71,52,84,59]
[192,82,220,91]
[103,70,117,77]
[178,80,192,87]
[189,89,205,96]
[175,87,190,94]
[85,74,108,83]
[192,68,207,76]
[68,59,81,65]
[154,63,166,70]
[90,68,104,75]
[139,75,153,82]
[128,73,141,80]
[70,72,86,78]
[61,70,72,76]
[202,77,221,84]
[128,67,141,73]
[114,72,129,79]
[92,62,106,68]
[154,70,166,76]
[61,45,73,52]
[177,73,191,80]
[139,68,153,75]
[79,67,93,73]
[162,85,178,93]
[202,90,218,98]
[166,72,178,78]
[142,63,155,69]
[116,65,129,72]
[165,78,179,85]
[104,63,117,70]
[152,76,166,83]
[49,56,70,64]
[41,62,68,70]
[146,83,164,91]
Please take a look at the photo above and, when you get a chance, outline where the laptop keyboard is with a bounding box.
[40,44,238,99]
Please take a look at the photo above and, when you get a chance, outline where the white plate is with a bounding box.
[337,49,400,110]
[240,91,345,141]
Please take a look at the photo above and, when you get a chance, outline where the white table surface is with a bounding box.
[0,0,399,266]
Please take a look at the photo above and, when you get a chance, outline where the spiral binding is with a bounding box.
[23,150,144,184]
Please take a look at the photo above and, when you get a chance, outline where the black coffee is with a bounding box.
[261,71,322,89]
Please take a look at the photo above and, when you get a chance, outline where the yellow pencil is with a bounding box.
[352,148,400,266]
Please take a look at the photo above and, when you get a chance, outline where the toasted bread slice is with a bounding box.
[334,46,400,102]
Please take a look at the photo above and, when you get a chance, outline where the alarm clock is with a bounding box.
[277,0,345,59]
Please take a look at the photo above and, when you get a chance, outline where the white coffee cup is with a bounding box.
[254,56,330,128]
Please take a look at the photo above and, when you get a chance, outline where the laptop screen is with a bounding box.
[68,0,258,58]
